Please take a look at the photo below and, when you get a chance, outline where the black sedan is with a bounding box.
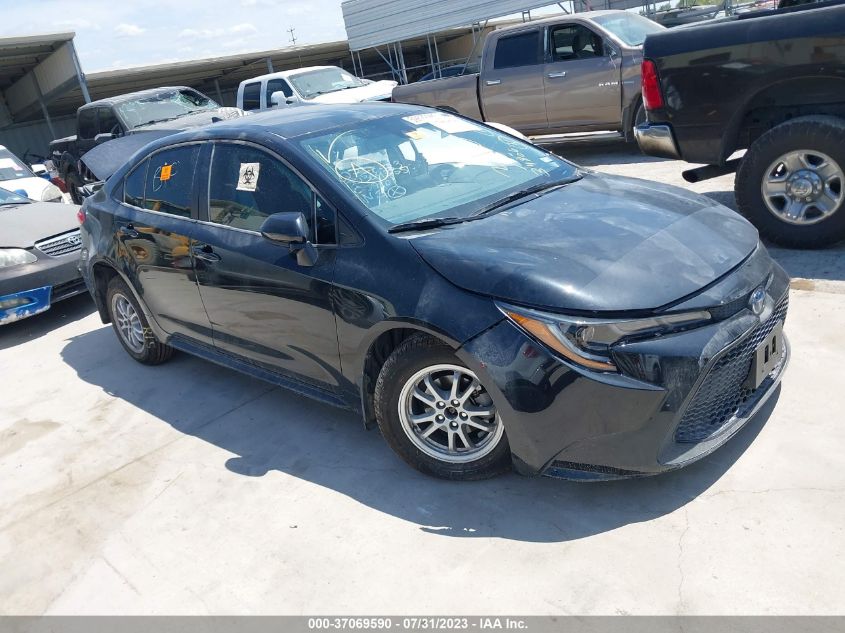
[78,103,789,480]
[1,187,87,325]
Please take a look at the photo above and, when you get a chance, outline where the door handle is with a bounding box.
[192,244,221,262]
[547,71,567,79]
[121,223,140,238]
[485,79,501,86]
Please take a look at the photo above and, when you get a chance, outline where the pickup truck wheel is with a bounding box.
[736,116,845,248]
[66,171,84,205]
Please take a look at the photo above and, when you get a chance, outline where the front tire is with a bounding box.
[735,115,845,248]
[374,334,511,480]
[106,277,173,365]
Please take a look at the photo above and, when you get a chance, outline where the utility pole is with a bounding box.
[288,28,303,67]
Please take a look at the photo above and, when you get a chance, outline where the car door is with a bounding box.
[115,143,213,345]
[190,141,342,389]
[543,23,622,131]
[479,28,548,132]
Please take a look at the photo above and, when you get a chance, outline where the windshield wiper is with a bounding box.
[388,216,466,233]
[471,175,583,218]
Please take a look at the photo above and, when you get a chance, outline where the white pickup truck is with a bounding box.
[236,66,397,111]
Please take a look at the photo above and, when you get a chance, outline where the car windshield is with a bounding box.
[297,112,577,226]
[592,13,665,46]
[289,68,367,99]
[0,186,30,205]
[117,89,220,128]
[0,149,34,181]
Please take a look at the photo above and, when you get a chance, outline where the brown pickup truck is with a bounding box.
[392,10,665,138]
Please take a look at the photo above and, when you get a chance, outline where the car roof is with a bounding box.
[238,66,339,87]
[79,86,196,110]
[183,102,431,141]
[495,9,632,33]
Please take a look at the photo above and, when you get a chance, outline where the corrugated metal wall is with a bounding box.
[342,0,556,50]
[0,115,76,161]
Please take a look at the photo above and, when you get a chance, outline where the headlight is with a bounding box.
[41,183,63,203]
[498,303,711,372]
[0,248,37,269]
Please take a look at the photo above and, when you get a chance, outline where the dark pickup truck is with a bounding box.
[50,86,244,203]
[635,0,845,248]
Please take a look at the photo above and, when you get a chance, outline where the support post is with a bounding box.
[266,58,274,74]
[69,42,91,104]
[213,78,224,104]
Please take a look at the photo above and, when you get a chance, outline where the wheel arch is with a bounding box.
[722,75,845,164]
[358,323,459,429]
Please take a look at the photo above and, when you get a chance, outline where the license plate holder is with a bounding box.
[747,321,783,390]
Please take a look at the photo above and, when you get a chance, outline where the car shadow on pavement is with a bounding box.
[0,293,95,352]
[549,140,668,167]
[61,325,778,544]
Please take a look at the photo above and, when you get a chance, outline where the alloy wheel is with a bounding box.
[111,292,145,354]
[398,364,503,464]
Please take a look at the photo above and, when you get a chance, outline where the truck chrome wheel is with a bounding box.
[111,292,145,354]
[761,149,843,225]
[398,364,503,464]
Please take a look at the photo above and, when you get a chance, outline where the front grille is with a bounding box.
[35,229,82,257]
[675,296,788,443]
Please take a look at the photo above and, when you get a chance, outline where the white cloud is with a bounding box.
[179,23,257,39]
[115,23,146,36]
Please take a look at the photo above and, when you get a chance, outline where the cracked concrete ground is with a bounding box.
[1,141,843,615]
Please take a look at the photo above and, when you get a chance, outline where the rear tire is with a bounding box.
[374,334,511,480]
[106,277,173,365]
[735,115,845,248]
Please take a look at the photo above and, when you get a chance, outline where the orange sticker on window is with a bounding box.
[160,164,172,181]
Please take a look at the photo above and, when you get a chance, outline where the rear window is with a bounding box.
[493,31,541,69]
[241,82,262,110]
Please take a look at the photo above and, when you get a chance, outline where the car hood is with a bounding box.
[0,176,48,199]
[409,172,759,313]
[310,80,397,104]
[0,200,80,248]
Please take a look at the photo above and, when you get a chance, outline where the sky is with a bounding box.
[0,0,350,72]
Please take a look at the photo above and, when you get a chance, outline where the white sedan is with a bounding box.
[0,145,65,203]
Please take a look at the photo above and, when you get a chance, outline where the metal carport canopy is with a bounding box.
[0,32,89,126]
[342,0,560,51]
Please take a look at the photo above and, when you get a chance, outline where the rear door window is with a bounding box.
[241,82,261,110]
[144,145,200,218]
[493,31,541,69]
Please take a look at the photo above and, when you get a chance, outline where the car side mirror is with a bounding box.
[271,91,298,107]
[260,212,317,266]
[95,132,115,144]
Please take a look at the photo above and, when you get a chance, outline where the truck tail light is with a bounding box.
[641,59,664,111]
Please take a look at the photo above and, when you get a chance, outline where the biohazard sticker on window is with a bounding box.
[237,163,260,192]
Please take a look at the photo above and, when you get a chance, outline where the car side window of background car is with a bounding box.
[124,158,149,208]
[242,82,261,110]
[143,145,199,218]
[550,25,604,61]
[98,108,122,136]
[493,31,540,69]
[208,144,315,237]
[266,78,292,104]
[78,109,97,139]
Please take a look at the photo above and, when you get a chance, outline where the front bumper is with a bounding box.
[635,122,681,160]
[458,259,790,479]
[0,252,86,325]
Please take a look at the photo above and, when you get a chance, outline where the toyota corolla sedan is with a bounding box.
[1,187,86,325]
[78,103,789,480]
